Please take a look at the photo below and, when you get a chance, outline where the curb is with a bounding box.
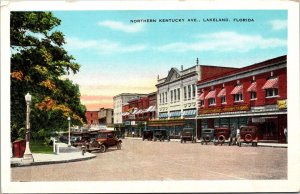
[11,154,96,168]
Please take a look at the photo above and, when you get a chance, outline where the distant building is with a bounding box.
[113,93,147,131]
[98,107,114,126]
[85,111,99,125]
[153,61,237,138]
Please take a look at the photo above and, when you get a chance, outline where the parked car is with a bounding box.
[83,130,122,153]
[180,128,196,143]
[237,126,259,147]
[142,130,153,141]
[153,129,170,142]
[200,128,215,145]
[214,127,231,146]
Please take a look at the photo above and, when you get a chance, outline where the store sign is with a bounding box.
[277,100,287,109]
[199,104,250,114]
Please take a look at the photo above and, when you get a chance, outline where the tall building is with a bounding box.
[197,55,287,143]
[98,108,114,129]
[153,61,237,138]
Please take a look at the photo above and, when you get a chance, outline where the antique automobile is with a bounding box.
[214,127,231,146]
[237,125,259,147]
[153,129,170,142]
[180,128,196,143]
[200,128,215,145]
[142,130,153,141]
[83,130,122,153]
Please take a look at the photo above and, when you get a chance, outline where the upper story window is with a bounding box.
[208,98,216,106]
[159,94,162,105]
[266,88,278,97]
[205,89,216,106]
[177,88,180,101]
[234,94,243,102]
[231,84,243,102]
[262,77,279,98]
[162,93,164,104]
[221,96,226,104]
[165,92,168,103]
[184,86,187,100]
[199,100,204,107]
[174,89,177,101]
[250,92,257,100]
[192,84,196,99]
[188,85,191,100]
[171,90,173,102]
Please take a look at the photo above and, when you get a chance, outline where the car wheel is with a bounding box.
[117,142,122,150]
[99,144,106,153]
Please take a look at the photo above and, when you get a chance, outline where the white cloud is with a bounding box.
[65,37,147,54]
[98,20,144,33]
[269,19,287,31]
[157,31,286,53]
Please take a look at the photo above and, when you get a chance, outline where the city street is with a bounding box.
[11,139,287,181]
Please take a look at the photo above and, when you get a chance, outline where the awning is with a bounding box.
[135,109,143,114]
[199,93,205,100]
[217,88,226,97]
[262,78,278,89]
[205,90,216,99]
[182,109,196,116]
[159,112,168,118]
[230,85,243,94]
[146,105,156,112]
[169,111,181,117]
[247,82,257,92]
[132,108,138,114]
[122,112,129,116]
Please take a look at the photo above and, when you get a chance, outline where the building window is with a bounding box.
[171,90,173,102]
[234,94,243,102]
[177,88,180,101]
[208,98,216,106]
[199,100,204,107]
[188,85,191,99]
[250,92,257,100]
[221,96,226,104]
[266,88,278,97]
[192,84,196,98]
[160,94,162,105]
[184,86,187,100]
[174,89,177,101]
[165,92,167,103]
[162,93,164,104]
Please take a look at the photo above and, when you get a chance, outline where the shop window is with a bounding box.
[266,88,278,97]
[234,94,243,102]
[250,92,257,100]
[221,96,226,104]
[208,98,216,106]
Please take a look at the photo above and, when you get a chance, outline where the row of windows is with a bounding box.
[200,88,279,106]
[159,84,197,105]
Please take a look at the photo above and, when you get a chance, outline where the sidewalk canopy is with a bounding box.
[170,111,181,117]
[230,85,243,94]
[262,78,278,89]
[247,82,257,92]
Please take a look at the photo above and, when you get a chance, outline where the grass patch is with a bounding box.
[30,141,53,154]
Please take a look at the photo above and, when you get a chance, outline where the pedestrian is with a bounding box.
[284,127,287,143]
[132,131,135,137]
[236,127,240,141]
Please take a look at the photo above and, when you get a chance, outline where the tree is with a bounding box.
[10,12,86,142]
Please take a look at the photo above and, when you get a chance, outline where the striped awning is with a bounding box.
[182,109,196,117]
[230,85,243,94]
[122,112,130,116]
[146,105,156,112]
[217,88,226,97]
[135,109,143,114]
[262,78,278,89]
[199,92,205,100]
[169,111,181,117]
[132,108,138,114]
[159,112,168,118]
[247,82,257,92]
[205,90,216,99]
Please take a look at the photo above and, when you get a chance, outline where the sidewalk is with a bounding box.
[11,143,96,168]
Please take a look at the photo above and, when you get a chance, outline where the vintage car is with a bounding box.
[237,125,259,147]
[180,128,196,143]
[214,127,231,146]
[153,129,170,142]
[83,130,122,153]
[200,128,215,145]
[142,130,153,141]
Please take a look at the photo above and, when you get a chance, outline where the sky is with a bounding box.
[53,10,287,111]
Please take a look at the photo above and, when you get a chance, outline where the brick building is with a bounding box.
[85,111,99,125]
[197,55,287,143]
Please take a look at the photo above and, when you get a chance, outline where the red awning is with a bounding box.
[199,93,205,100]
[217,88,226,97]
[247,82,257,92]
[205,90,216,99]
[230,85,243,94]
[262,78,278,89]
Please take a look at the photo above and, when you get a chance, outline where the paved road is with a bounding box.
[11,139,287,181]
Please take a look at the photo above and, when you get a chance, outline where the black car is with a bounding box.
[153,129,170,142]
[180,128,196,143]
[142,130,153,141]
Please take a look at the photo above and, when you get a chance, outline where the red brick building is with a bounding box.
[85,111,99,125]
[197,55,287,143]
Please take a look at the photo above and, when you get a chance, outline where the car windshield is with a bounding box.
[97,133,107,138]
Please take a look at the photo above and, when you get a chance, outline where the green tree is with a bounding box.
[10,12,86,142]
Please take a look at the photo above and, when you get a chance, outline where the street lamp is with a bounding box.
[68,116,71,147]
[22,93,34,163]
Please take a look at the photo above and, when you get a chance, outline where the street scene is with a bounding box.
[4,3,295,193]
[12,138,287,181]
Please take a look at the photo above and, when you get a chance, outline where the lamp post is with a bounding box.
[68,116,71,147]
[22,93,34,163]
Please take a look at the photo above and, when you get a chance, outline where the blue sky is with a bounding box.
[53,10,287,110]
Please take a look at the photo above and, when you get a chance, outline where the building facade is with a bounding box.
[197,55,287,143]
[154,63,237,138]
[85,111,99,125]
